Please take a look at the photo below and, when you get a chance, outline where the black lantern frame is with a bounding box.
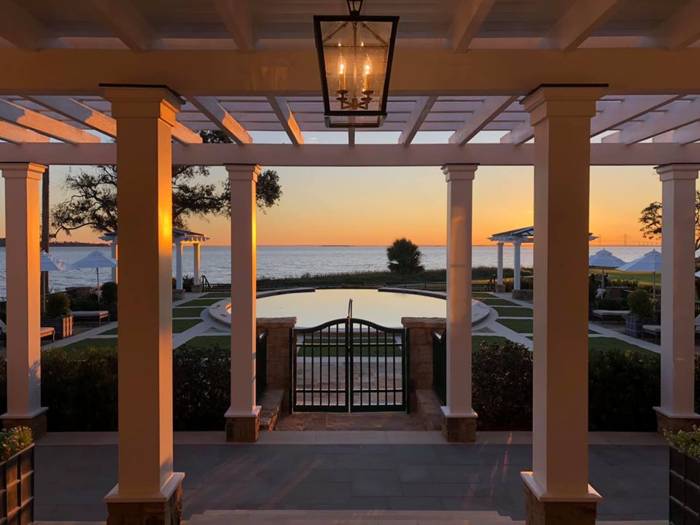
[313,4,399,129]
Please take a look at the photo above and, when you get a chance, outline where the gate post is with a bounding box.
[401,317,447,411]
[257,317,297,414]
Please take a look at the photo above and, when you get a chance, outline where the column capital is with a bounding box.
[442,163,478,182]
[101,84,182,126]
[656,163,700,182]
[523,85,604,127]
[226,164,261,183]
[0,162,46,181]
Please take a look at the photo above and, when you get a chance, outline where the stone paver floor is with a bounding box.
[36,437,668,522]
[275,412,425,431]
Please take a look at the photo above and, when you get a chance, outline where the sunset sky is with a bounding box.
[0,163,669,247]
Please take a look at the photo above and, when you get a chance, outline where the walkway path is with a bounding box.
[35,432,668,522]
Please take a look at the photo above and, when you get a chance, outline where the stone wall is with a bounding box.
[401,317,446,409]
[257,317,296,413]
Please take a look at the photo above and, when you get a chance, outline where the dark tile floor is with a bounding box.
[275,412,425,431]
[35,443,668,522]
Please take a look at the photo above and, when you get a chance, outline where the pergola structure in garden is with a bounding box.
[1,1,700,523]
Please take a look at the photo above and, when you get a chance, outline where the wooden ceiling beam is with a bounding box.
[87,0,155,52]
[540,0,625,52]
[214,0,255,51]
[451,0,497,52]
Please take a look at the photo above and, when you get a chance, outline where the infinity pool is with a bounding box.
[215,288,488,328]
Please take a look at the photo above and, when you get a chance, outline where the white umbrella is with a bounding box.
[70,250,118,287]
[617,249,662,299]
[41,251,73,272]
[589,249,626,290]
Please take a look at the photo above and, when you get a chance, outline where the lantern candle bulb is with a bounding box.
[362,59,371,92]
[338,57,347,92]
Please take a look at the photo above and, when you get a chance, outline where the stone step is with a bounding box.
[188,510,519,524]
[258,389,284,431]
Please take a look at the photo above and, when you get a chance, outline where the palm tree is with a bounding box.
[387,238,425,275]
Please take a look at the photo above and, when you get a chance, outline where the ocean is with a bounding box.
[0,244,659,297]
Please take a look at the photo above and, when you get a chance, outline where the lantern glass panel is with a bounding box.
[319,18,394,116]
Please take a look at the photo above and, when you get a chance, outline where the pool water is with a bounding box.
[255,289,447,328]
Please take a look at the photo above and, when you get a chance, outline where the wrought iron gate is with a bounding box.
[292,311,407,412]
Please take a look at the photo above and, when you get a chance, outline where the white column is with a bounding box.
[225,164,260,419]
[497,242,504,285]
[655,163,700,423]
[110,240,118,283]
[175,239,183,290]
[513,240,522,290]
[102,86,184,507]
[0,162,47,427]
[522,86,603,508]
[193,243,201,287]
[442,163,478,425]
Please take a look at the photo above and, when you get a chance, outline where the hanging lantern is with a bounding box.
[314,0,399,128]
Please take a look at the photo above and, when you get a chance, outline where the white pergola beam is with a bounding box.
[643,0,700,50]
[1,142,700,167]
[450,96,518,146]
[190,97,252,145]
[591,95,679,136]
[0,1,64,50]
[267,97,303,145]
[213,0,255,51]
[27,96,117,138]
[541,0,625,52]
[0,122,50,144]
[171,124,203,145]
[0,99,100,144]
[87,0,154,52]
[5,49,700,95]
[399,96,438,145]
[603,98,700,144]
[451,0,497,52]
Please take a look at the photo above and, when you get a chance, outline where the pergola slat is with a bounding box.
[0,121,50,144]
[0,99,100,144]
[267,97,304,145]
[591,95,680,136]
[450,96,518,146]
[399,96,438,145]
[603,98,700,144]
[27,96,117,138]
[190,97,253,145]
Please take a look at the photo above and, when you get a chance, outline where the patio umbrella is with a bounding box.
[70,250,118,288]
[41,251,73,272]
[589,249,626,290]
[616,249,662,299]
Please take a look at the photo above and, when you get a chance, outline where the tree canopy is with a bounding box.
[638,191,700,251]
[51,131,282,237]
[386,238,425,275]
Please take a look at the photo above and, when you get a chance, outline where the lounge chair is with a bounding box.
[592,309,629,326]
[644,314,700,344]
[71,310,110,325]
[40,327,55,342]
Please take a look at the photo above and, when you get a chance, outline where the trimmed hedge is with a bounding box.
[0,341,690,432]
[473,340,664,432]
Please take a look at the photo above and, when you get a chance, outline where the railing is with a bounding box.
[201,275,211,292]
[256,330,268,400]
[432,330,447,406]
[200,275,231,293]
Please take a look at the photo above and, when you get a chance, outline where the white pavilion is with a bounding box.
[0,1,699,523]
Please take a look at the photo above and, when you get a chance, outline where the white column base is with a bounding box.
[224,406,261,419]
[0,406,48,420]
[654,406,700,420]
[521,472,602,503]
[104,472,185,503]
[441,406,478,419]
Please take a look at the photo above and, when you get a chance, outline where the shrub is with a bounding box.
[101,281,118,305]
[0,427,32,461]
[386,238,425,275]
[628,289,654,318]
[473,341,533,431]
[588,348,660,431]
[182,275,194,293]
[45,292,71,318]
[665,426,700,459]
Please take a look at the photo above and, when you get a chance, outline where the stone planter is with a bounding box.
[0,444,35,525]
[670,445,700,524]
[173,289,185,301]
[41,315,74,339]
[512,289,533,301]
[624,314,649,338]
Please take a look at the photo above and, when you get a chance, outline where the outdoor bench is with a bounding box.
[71,310,110,325]
[591,309,629,326]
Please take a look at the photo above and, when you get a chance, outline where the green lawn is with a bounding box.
[100,318,203,336]
[55,338,118,353]
[481,298,521,307]
[497,319,533,333]
[173,307,205,318]
[473,293,495,299]
[603,269,661,285]
[494,307,533,318]
[179,298,222,307]
[202,293,231,298]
